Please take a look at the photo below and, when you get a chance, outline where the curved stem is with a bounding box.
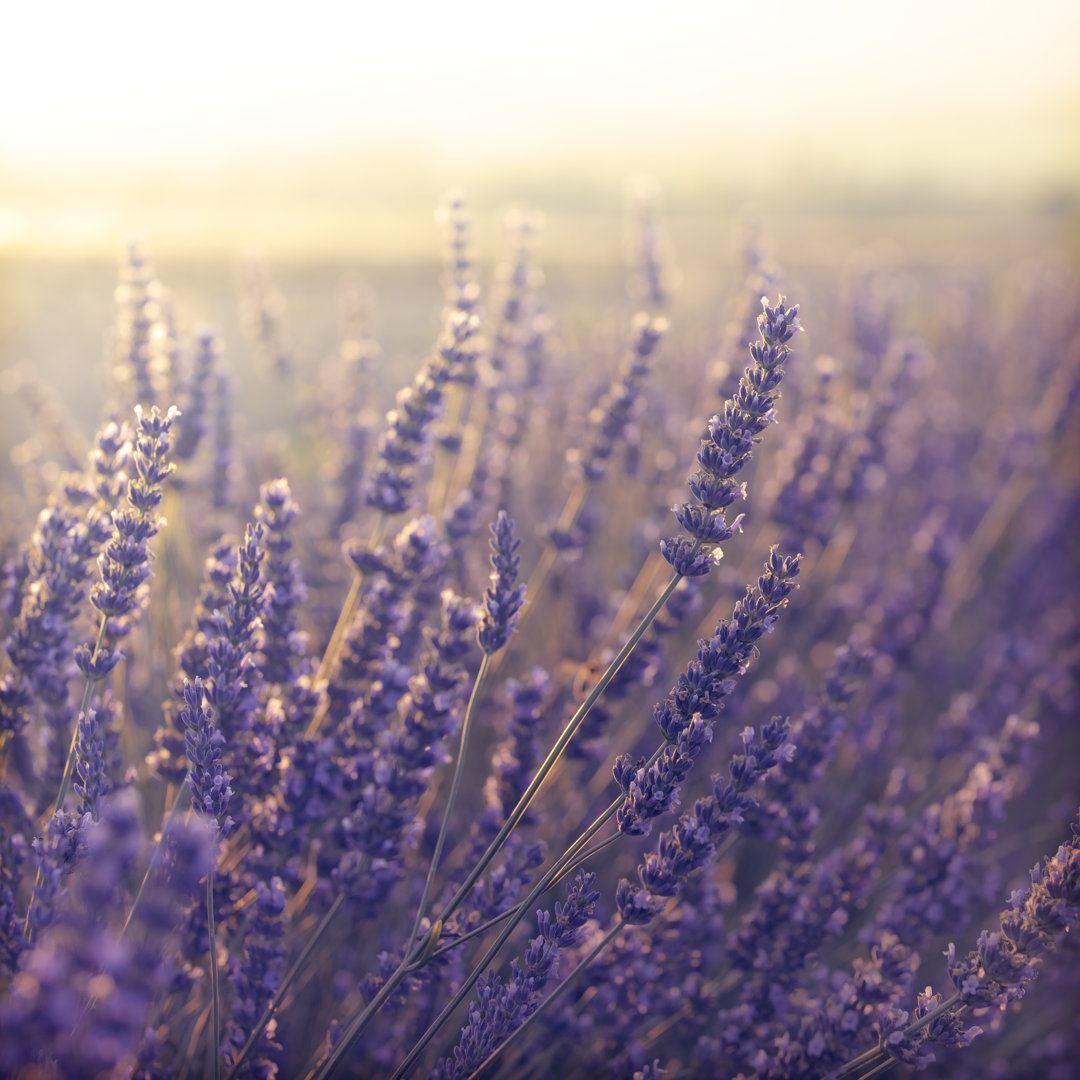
[432,565,688,931]
[406,652,492,955]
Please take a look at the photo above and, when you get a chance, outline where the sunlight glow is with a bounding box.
[2,0,1077,165]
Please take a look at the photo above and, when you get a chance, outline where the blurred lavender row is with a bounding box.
[0,188,1077,1080]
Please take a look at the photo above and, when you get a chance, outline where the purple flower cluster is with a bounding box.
[476,510,526,654]
[432,871,600,1080]
[181,677,233,832]
[614,547,801,837]
[618,720,795,924]
[661,296,800,577]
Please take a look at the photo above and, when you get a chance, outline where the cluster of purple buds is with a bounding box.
[181,677,233,833]
[618,720,795,925]
[477,511,526,654]
[662,297,801,577]
[78,404,179,678]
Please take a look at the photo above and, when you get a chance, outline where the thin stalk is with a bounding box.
[433,562,690,930]
[52,616,109,817]
[307,578,684,1080]
[224,893,346,1080]
[385,785,648,1080]
[859,1059,896,1080]
[902,991,962,1038]
[305,513,388,739]
[425,831,621,964]
[491,479,638,682]
[834,993,962,1080]
[120,783,192,937]
[446,394,489,507]
[208,863,222,1080]
[307,786,629,1080]
[473,919,625,1080]
[304,964,412,1080]
[506,479,586,631]
[605,549,666,647]
[836,1050,886,1080]
[179,1002,211,1080]
[407,652,492,955]
[427,383,467,518]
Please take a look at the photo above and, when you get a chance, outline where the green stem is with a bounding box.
[407,652,492,955]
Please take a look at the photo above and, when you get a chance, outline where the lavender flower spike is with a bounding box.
[54,405,177,813]
[477,510,527,654]
[836,810,1080,1079]
[181,677,233,834]
[662,296,800,577]
[86,404,179,626]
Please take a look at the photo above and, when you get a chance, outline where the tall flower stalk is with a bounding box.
[407,511,526,953]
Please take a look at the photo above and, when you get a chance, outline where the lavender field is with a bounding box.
[0,187,1078,1080]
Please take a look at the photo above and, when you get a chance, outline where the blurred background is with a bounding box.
[2,0,1078,255]
[1,0,1078,445]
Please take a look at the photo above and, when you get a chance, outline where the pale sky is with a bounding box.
[2,0,1078,167]
[1,0,1077,255]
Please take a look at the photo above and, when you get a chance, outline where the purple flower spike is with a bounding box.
[615,546,800,836]
[662,295,800,576]
[89,405,179,627]
[433,872,599,1080]
[181,677,233,834]
[477,511,526,654]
